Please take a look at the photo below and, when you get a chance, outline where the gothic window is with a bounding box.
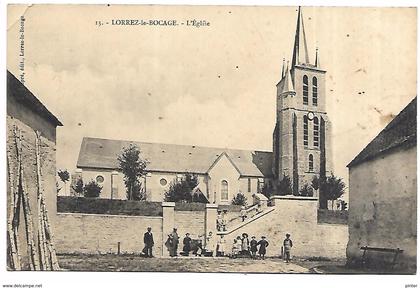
[309,154,314,171]
[303,75,309,105]
[313,117,319,147]
[312,76,318,106]
[303,115,309,146]
[221,180,229,201]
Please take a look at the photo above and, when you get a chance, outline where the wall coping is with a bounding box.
[162,202,176,207]
[205,204,218,209]
[270,195,318,201]
[57,212,163,220]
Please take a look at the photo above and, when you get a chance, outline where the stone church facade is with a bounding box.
[74,7,332,204]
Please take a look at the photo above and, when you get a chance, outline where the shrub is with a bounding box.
[83,180,102,198]
[231,193,247,206]
[299,183,314,197]
[164,173,205,203]
[276,174,292,195]
[71,178,84,197]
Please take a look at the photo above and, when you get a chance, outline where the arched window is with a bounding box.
[313,117,319,147]
[303,75,309,105]
[309,154,314,171]
[221,180,229,201]
[312,77,318,106]
[303,115,308,146]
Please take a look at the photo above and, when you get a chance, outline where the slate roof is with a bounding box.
[7,70,63,127]
[347,97,417,168]
[77,137,273,177]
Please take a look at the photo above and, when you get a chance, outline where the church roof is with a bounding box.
[77,137,273,177]
[347,97,417,168]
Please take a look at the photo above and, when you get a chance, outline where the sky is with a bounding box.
[7,5,417,188]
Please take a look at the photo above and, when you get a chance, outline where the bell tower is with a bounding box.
[273,7,332,197]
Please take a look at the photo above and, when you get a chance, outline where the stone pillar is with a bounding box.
[161,202,175,257]
[205,203,218,239]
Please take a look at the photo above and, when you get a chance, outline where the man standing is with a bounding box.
[143,227,154,258]
[283,233,293,263]
[170,228,179,257]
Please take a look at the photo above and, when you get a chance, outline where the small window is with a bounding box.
[303,115,308,146]
[312,77,318,106]
[303,75,309,105]
[247,178,251,193]
[313,117,319,147]
[160,178,168,186]
[221,180,229,201]
[96,175,104,184]
[257,178,264,193]
[309,154,314,171]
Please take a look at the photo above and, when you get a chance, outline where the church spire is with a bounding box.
[280,61,295,94]
[291,6,310,68]
[281,58,286,78]
[315,47,320,68]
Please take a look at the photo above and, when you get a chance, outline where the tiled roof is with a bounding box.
[347,97,417,168]
[7,70,63,127]
[77,137,273,177]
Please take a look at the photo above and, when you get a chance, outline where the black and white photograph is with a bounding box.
[2,1,418,287]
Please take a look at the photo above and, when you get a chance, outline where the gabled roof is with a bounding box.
[7,70,63,127]
[347,97,417,168]
[77,137,273,177]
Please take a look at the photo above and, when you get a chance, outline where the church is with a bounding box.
[74,7,332,205]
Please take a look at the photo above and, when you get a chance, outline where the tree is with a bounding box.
[57,169,70,195]
[299,183,314,197]
[83,180,102,198]
[71,178,84,197]
[276,174,292,195]
[261,183,273,198]
[164,173,202,203]
[232,193,247,206]
[117,144,148,201]
[311,176,320,191]
[320,174,346,209]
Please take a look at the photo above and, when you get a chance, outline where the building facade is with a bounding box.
[75,138,272,204]
[346,98,416,272]
[7,71,63,270]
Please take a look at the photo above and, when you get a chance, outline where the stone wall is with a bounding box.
[55,213,163,255]
[174,211,206,239]
[346,145,416,272]
[220,196,348,258]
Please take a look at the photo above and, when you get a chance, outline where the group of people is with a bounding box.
[230,233,269,259]
[144,227,294,262]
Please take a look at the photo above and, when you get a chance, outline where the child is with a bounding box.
[217,235,226,257]
[283,233,293,263]
[257,236,269,260]
[231,239,240,258]
[240,206,247,222]
[250,236,258,259]
[241,233,250,256]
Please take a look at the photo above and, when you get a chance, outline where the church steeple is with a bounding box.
[291,6,310,68]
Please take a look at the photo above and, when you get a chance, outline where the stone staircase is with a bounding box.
[217,206,276,235]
